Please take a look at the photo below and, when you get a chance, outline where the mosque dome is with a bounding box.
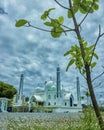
[45,80,56,91]
[51,84,56,89]
[64,93,73,100]
[34,87,44,93]
[31,95,44,102]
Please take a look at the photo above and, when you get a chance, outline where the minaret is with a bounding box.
[56,65,61,98]
[76,76,81,106]
[18,74,24,100]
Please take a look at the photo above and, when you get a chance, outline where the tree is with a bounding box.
[0,81,17,99]
[15,0,104,129]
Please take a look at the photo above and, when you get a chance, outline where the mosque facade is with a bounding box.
[29,66,82,112]
[13,66,82,112]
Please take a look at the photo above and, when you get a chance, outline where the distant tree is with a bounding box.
[15,0,104,129]
[0,81,17,99]
[25,96,29,102]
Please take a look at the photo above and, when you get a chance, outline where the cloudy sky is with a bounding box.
[0,0,104,99]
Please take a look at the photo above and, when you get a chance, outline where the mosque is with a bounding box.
[13,66,82,112]
[29,66,82,112]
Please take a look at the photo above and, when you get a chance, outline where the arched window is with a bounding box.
[54,102,56,105]
[48,95,51,99]
[48,102,51,106]
[65,102,67,106]
[70,97,73,107]
[54,95,56,99]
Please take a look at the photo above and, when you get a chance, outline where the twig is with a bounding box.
[79,1,95,26]
[54,0,69,10]
[25,22,75,33]
[90,25,104,65]
[25,22,51,32]
[93,82,102,89]
[79,69,87,80]
[92,71,104,82]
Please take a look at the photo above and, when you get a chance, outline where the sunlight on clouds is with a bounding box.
[26,34,35,42]
[27,63,40,70]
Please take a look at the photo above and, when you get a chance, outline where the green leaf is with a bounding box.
[73,5,79,14]
[44,21,53,26]
[79,6,87,14]
[68,10,72,18]
[88,44,94,50]
[67,6,78,18]
[51,19,60,27]
[66,59,75,71]
[41,8,55,20]
[91,62,96,68]
[75,57,83,69]
[73,0,80,4]
[82,69,86,75]
[58,16,64,24]
[51,27,64,38]
[64,50,72,56]
[93,3,99,10]
[79,38,84,43]
[47,8,55,13]
[84,54,90,63]
[83,41,88,48]
[15,19,28,27]
[41,11,48,20]
[93,53,99,59]
[89,8,94,13]
[86,1,92,6]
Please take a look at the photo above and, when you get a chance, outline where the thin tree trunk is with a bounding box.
[85,65,104,130]
[68,0,104,129]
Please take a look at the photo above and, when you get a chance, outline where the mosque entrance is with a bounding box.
[37,102,44,106]
[70,97,73,107]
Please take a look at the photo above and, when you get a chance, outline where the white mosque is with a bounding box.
[29,66,82,112]
[12,65,82,112]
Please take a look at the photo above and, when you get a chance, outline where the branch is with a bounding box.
[79,1,95,26]
[90,25,104,65]
[26,22,51,32]
[93,82,102,89]
[26,22,75,33]
[79,69,86,80]
[92,71,104,82]
[54,0,69,10]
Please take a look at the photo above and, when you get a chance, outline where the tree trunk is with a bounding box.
[69,0,104,128]
[85,64,104,130]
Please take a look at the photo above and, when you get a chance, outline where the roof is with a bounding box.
[45,80,56,90]
[34,87,44,93]
[0,97,10,101]
[45,80,54,87]
[31,95,44,102]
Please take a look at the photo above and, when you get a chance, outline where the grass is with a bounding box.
[0,107,102,130]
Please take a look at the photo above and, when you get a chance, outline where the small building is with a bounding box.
[0,98,9,112]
